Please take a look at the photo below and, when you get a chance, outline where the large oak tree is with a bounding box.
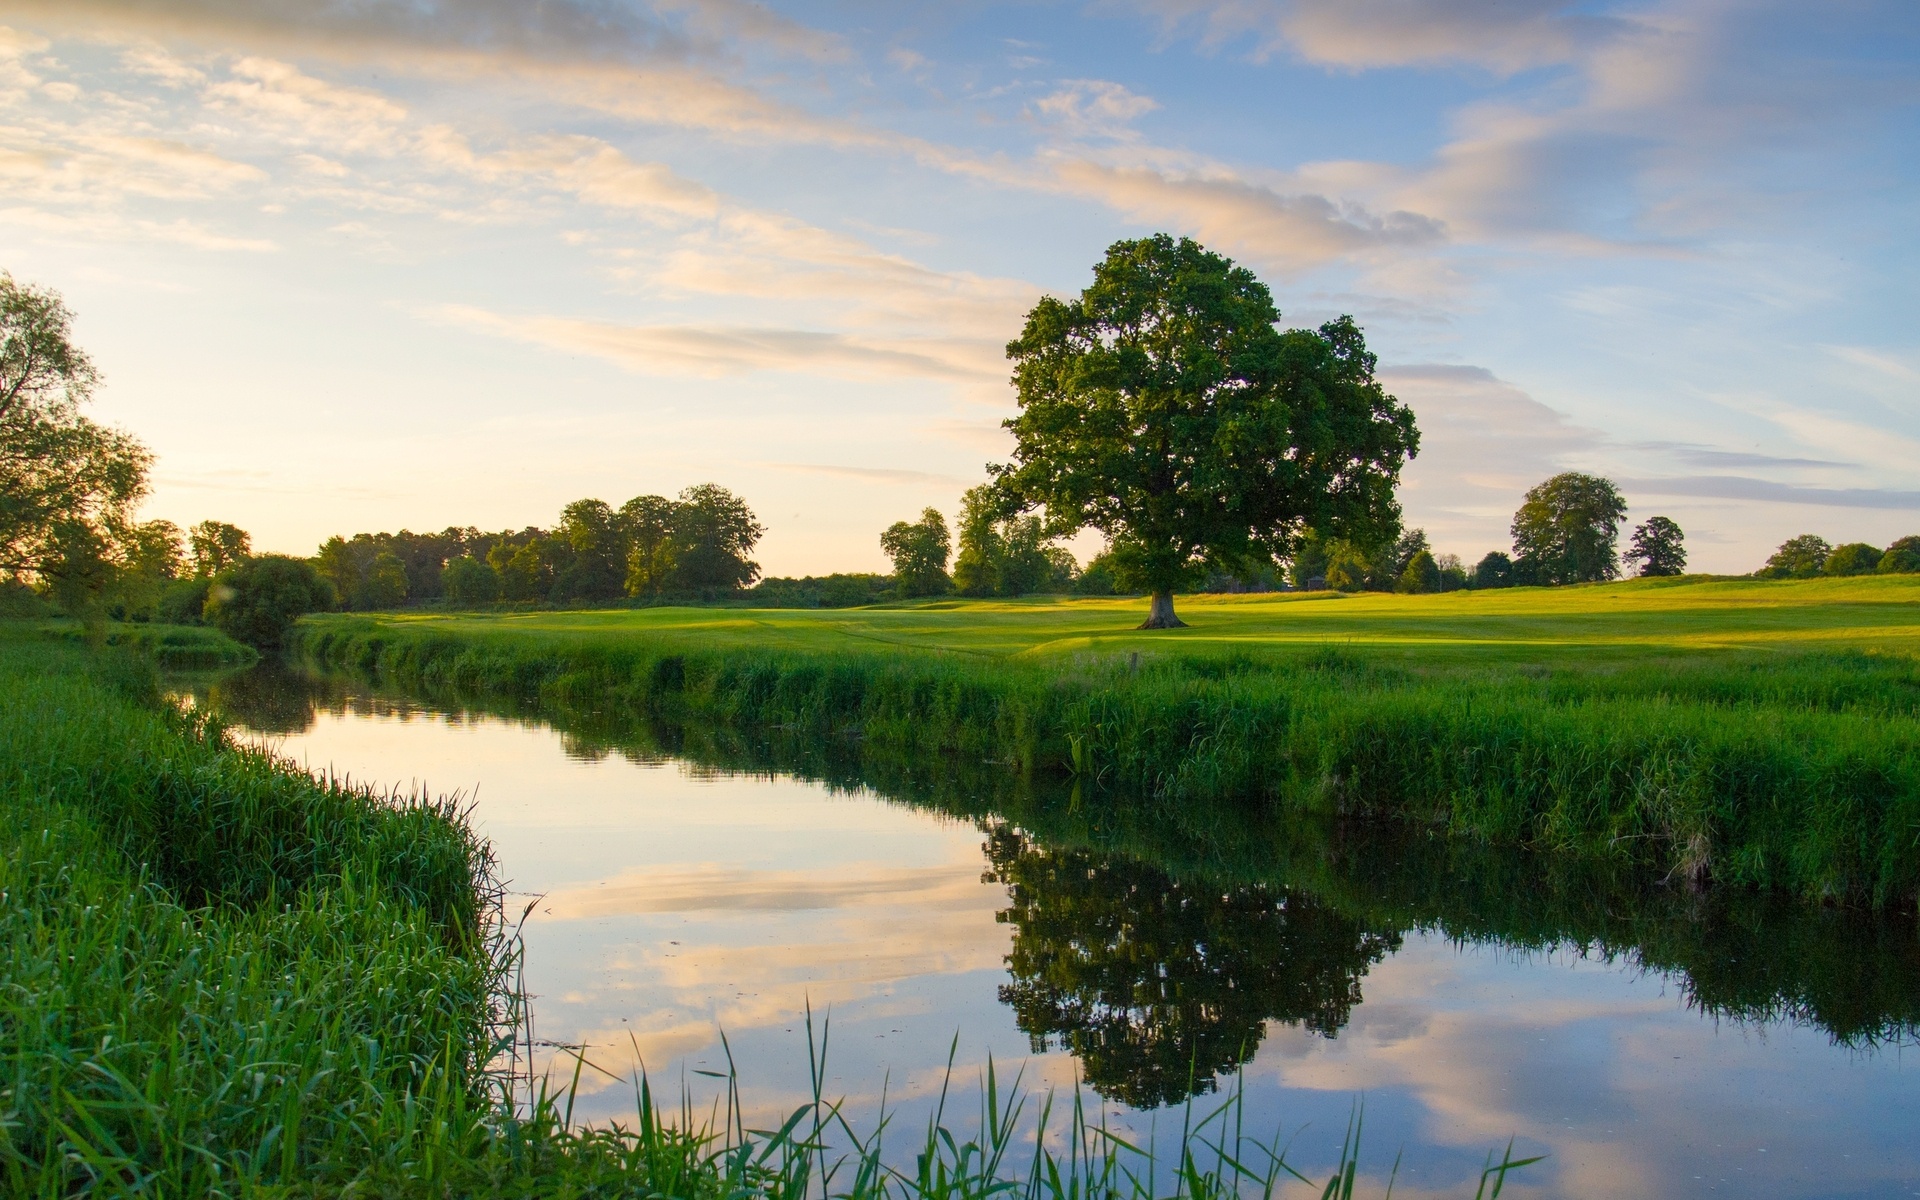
[994,236,1418,628]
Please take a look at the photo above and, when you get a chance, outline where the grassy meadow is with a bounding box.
[326,571,1920,662]
[295,574,1920,905]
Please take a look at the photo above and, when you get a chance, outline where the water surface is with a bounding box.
[195,664,1920,1199]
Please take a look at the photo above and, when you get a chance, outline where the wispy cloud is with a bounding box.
[433,304,1003,383]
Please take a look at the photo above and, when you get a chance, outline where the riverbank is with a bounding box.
[294,576,1920,905]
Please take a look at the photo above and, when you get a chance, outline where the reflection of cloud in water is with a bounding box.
[546,862,990,915]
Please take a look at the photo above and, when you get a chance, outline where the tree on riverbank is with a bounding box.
[996,235,1419,628]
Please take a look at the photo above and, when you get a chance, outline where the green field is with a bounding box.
[319,573,1920,665]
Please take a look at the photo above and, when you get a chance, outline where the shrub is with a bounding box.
[157,576,212,625]
[1395,549,1442,594]
[1824,543,1883,576]
[1879,536,1920,574]
[205,555,336,649]
[1761,534,1830,578]
[1473,551,1513,589]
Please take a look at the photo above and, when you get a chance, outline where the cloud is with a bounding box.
[434,304,1004,383]
[1617,476,1920,511]
[1031,80,1159,140]
[1048,159,1445,274]
[203,56,406,153]
[0,205,276,251]
[643,210,1037,335]
[420,129,721,220]
[1106,0,1614,73]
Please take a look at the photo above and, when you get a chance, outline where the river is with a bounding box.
[189,662,1920,1199]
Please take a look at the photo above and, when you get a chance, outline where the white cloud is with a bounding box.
[0,205,276,250]
[203,56,406,154]
[1031,80,1159,140]
[434,304,1004,383]
[1048,159,1445,274]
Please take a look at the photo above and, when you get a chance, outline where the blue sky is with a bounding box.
[2,0,1916,574]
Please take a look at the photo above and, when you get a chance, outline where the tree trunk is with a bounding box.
[1137,589,1186,629]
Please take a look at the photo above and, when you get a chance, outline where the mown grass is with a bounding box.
[294,575,1920,906]
[3,627,1534,1197]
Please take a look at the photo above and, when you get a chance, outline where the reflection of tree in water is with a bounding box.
[985,825,1401,1109]
[201,660,329,734]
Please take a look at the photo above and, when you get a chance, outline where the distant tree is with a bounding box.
[40,518,114,626]
[554,499,628,600]
[489,539,546,600]
[109,518,185,620]
[1473,551,1513,589]
[1626,516,1687,577]
[1395,548,1442,594]
[1434,552,1468,592]
[995,235,1418,629]
[312,535,362,605]
[1880,535,1920,574]
[1372,528,1429,591]
[1760,535,1830,579]
[670,483,763,592]
[188,520,251,578]
[1324,544,1369,592]
[621,494,679,598]
[1287,530,1331,589]
[1073,550,1124,595]
[880,507,952,598]
[360,550,409,608]
[442,555,501,605]
[204,555,335,649]
[1510,473,1628,585]
[953,484,1008,597]
[158,577,212,625]
[0,274,150,583]
[1824,542,1883,577]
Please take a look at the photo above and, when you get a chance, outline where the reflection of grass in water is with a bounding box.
[6,628,1542,1196]
[296,579,1920,904]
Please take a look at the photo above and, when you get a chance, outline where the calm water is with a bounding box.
[194,664,1920,1199]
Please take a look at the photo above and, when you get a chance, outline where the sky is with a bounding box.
[1,0,1916,576]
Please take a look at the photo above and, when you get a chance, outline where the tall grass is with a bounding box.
[3,628,1538,1196]
[294,618,1920,904]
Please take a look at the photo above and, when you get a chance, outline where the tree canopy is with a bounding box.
[1760,534,1831,578]
[0,274,150,585]
[1626,516,1686,577]
[1510,472,1628,585]
[995,235,1418,628]
[879,508,952,598]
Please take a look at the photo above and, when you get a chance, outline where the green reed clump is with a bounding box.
[295,618,1920,904]
[3,629,1539,1197]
